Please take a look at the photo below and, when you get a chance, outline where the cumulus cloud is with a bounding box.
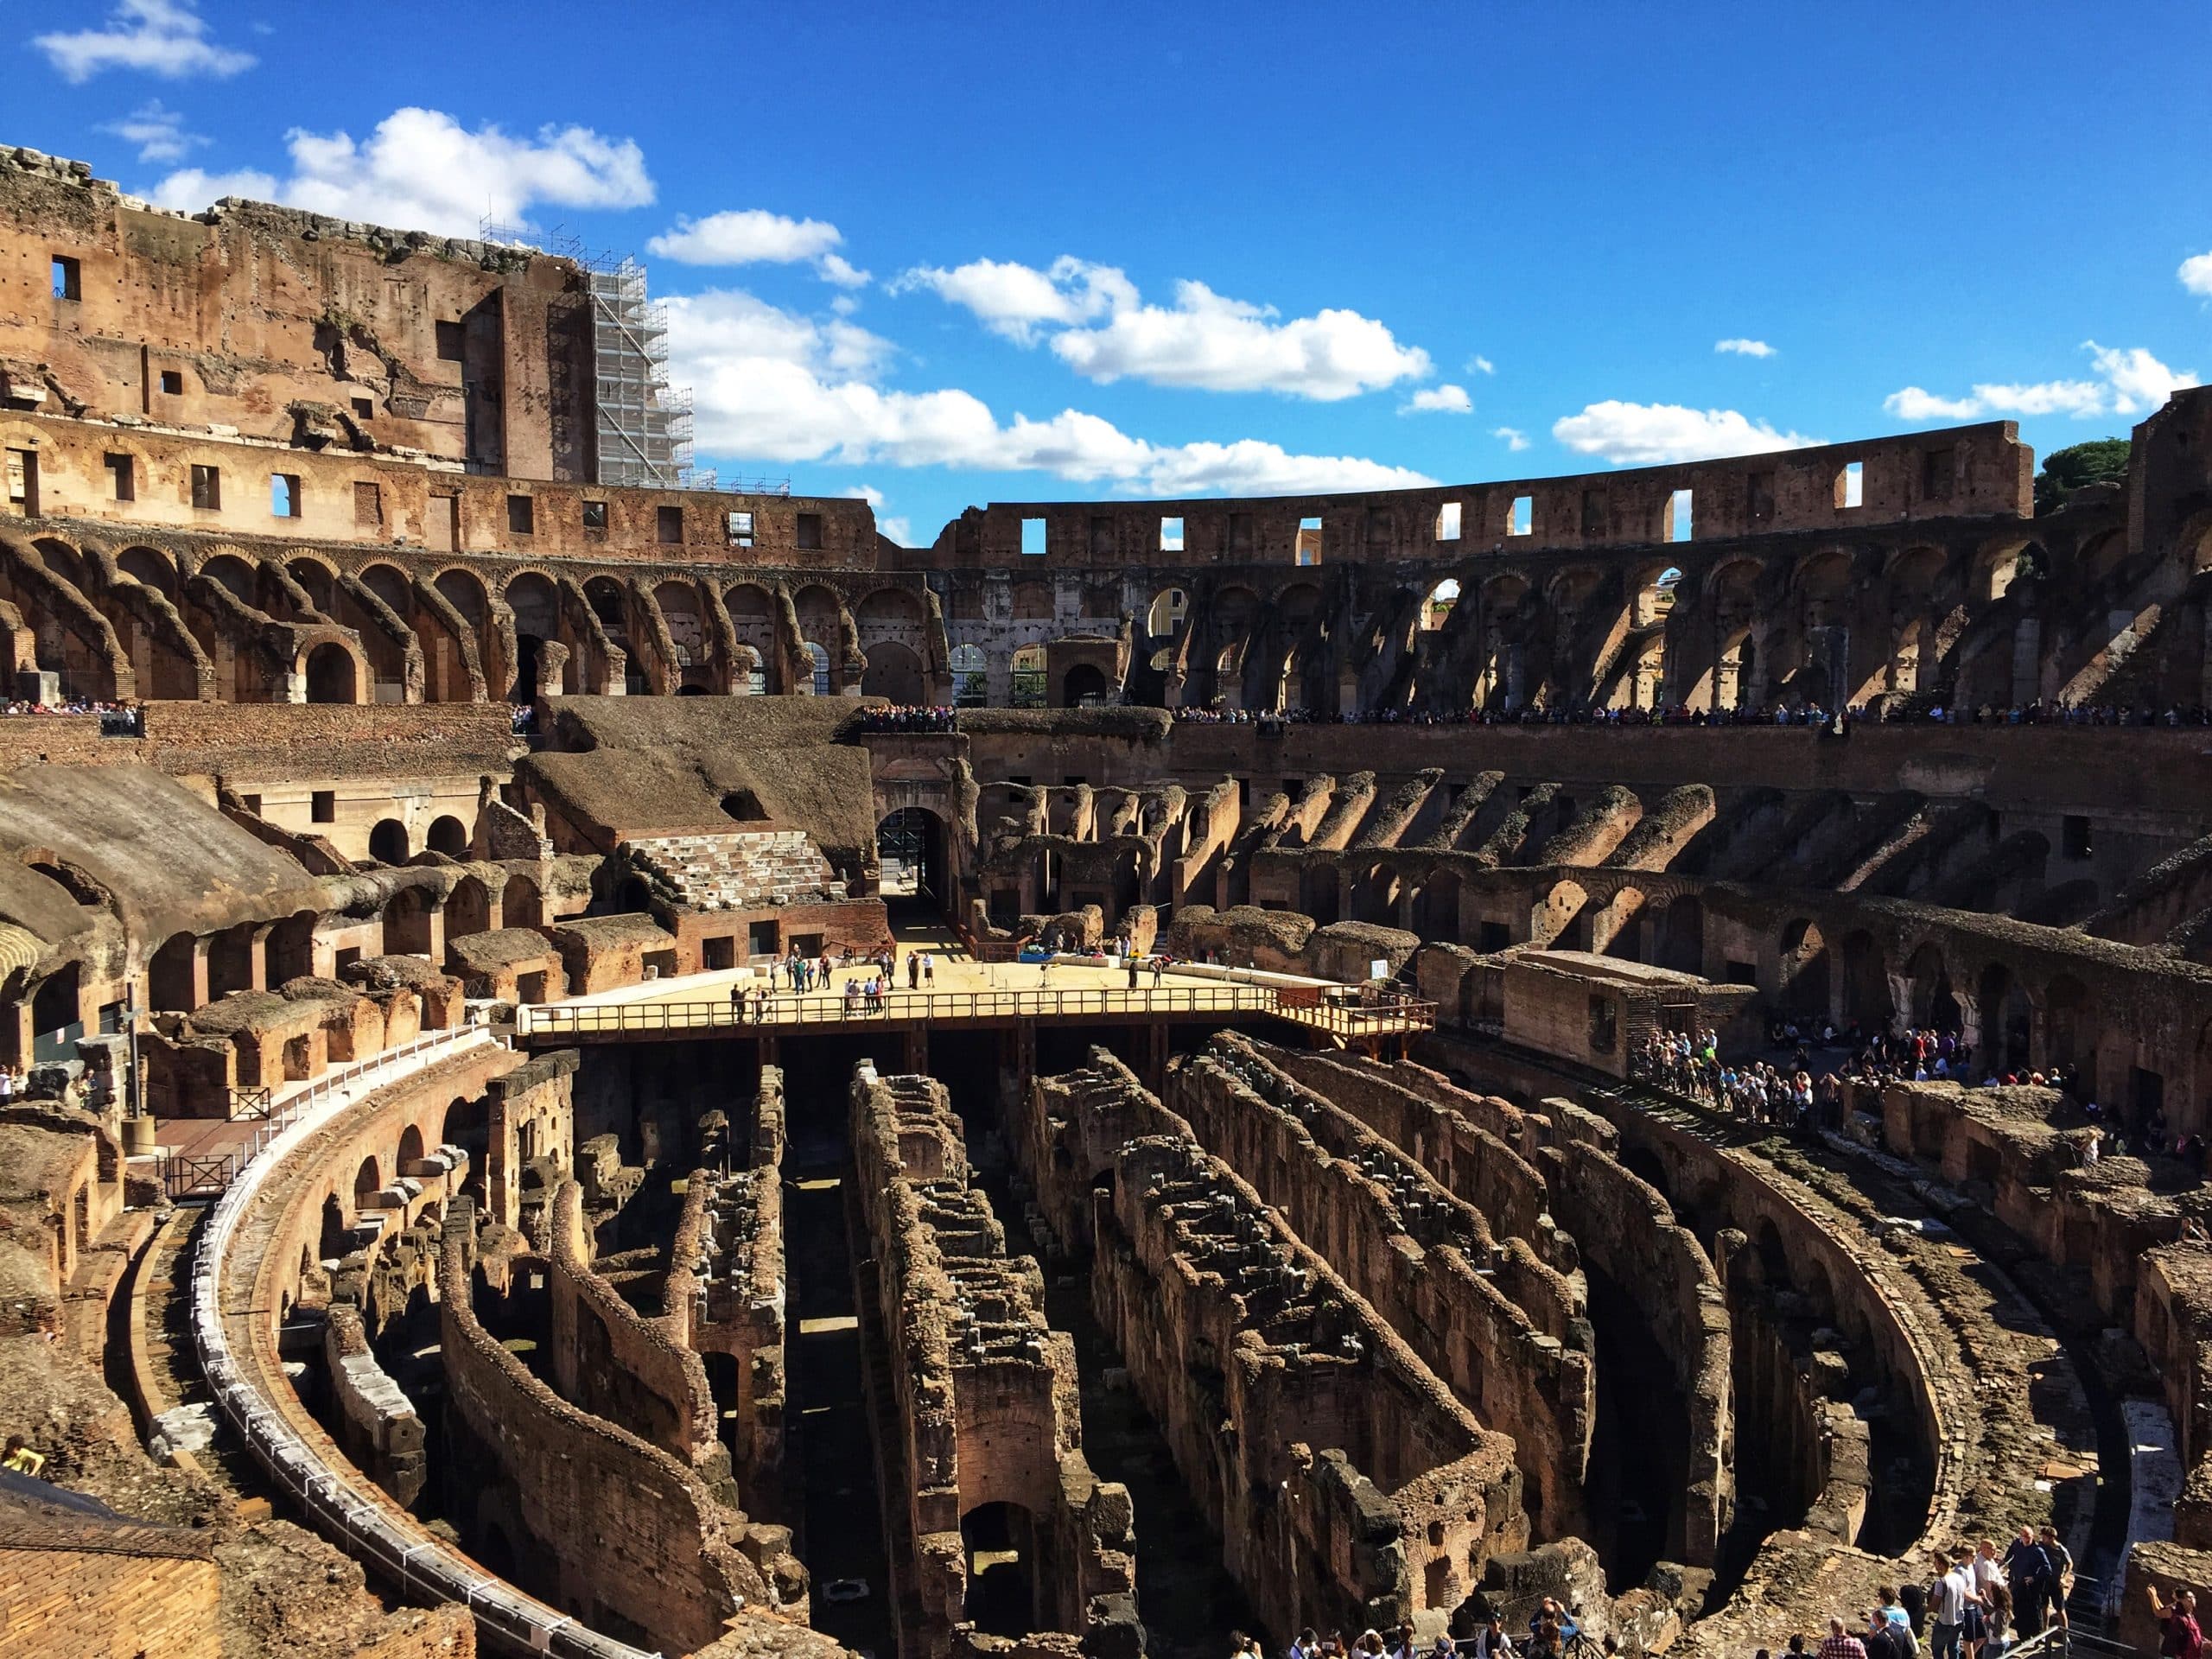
[1402,384,1472,416]
[1466,354,1496,376]
[664,286,1437,497]
[2180,251,2212,297]
[898,254,1432,399]
[646,208,869,287]
[844,485,912,546]
[1715,338,1776,358]
[99,99,206,162]
[1883,340,2198,423]
[893,256,1136,346]
[1492,426,1530,452]
[35,0,253,83]
[145,107,652,238]
[1551,402,1819,467]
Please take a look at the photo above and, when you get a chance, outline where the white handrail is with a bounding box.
[189,1025,664,1659]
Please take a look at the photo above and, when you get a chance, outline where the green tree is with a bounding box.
[2034,438,2130,512]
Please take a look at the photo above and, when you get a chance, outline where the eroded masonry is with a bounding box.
[3,142,2211,1659]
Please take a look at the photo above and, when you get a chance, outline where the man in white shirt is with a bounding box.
[1929,1548,1980,1659]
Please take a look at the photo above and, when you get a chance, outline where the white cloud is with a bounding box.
[1402,384,1472,416]
[1052,279,1432,400]
[664,285,1437,498]
[646,210,868,286]
[1715,337,1775,358]
[1492,426,1530,452]
[2180,251,2212,297]
[99,99,206,162]
[145,165,277,209]
[35,0,254,83]
[1551,401,1819,466]
[893,256,1135,346]
[1467,354,1496,376]
[1882,340,2198,423]
[899,254,1430,399]
[145,107,652,238]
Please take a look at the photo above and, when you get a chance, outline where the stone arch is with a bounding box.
[384,882,435,953]
[426,815,469,857]
[117,545,177,599]
[1839,929,1890,1029]
[1777,918,1830,1018]
[353,1154,383,1202]
[1145,586,1188,638]
[359,563,413,618]
[1976,962,2033,1071]
[1062,662,1109,707]
[198,552,260,606]
[950,643,988,707]
[303,642,359,704]
[397,1123,426,1173]
[368,819,410,865]
[801,640,831,696]
[1416,866,1461,938]
[861,639,926,703]
[504,572,563,697]
[1904,942,1960,1032]
[1419,576,1459,632]
[502,874,543,929]
[1300,861,1341,924]
[447,874,492,939]
[1535,878,1591,949]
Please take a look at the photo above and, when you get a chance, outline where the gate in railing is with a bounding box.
[228,1085,273,1119]
[162,1153,238,1199]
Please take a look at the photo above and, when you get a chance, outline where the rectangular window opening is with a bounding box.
[2063,814,2093,861]
[506,493,534,535]
[582,500,607,532]
[1666,488,1694,543]
[190,464,220,511]
[270,474,301,518]
[1508,495,1532,537]
[1160,515,1185,552]
[658,505,684,543]
[4,448,36,515]
[311,791,335,823]
[1835,460,1865,510]
[795,511,823,550]
[104,452,134,502]
[1295,516,1322,566]
[725,509,753,547]
[353,480,382,529]
[434,320,466,362]
[158,369,183,396]
[350,396,372,421]
[51,256,81,302]
[1021,516,1048,556]
[1436,501,1462,542]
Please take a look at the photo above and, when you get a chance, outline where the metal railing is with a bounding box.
[517,983,1435,1039]
[190,1025,664,1657]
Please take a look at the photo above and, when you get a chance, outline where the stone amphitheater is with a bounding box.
[1,144,2209,1659]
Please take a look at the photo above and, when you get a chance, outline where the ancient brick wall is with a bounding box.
[436,1198,793,1651]
[0,1531,220,1658]
[696,1066,789,1496]
[1173,1039,1595,1535]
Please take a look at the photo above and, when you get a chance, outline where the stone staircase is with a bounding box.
[626,830,847,911]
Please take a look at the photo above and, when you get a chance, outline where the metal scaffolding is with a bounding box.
[584,256,695,490]
[483,219,710,491]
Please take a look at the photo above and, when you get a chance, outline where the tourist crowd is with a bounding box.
[1747,1529,2092,1659]
[1169,700,2212,729]
[724,943,938,1020]
[1270,1597,1597,1659]
[0,696,141,734]
[852,704,959,733]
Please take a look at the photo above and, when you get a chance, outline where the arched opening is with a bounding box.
[353,1154,383,1205]
[198,554,259,606]
[1904,944,1960,1033]
[30,965,82,1064]
[1353,862,1401,926]
[1659,894,1704,975]
[1010,645,1046,709]
[1777,918,1830,1020]
[961,1502,1038,1638]
[1839,931,1891,1029]
[1062,663,1109,707]
[801,641,831,697]
[29,859,105,908]
[442,1095,490,1160]
[447,876,492,941]
[207,922,257,998]
[2044,975,2087,1071]
[385,885,435,956]
[268,912,316,985]
[1977,963,2032,1071]
[505,574,560,699]
[397,1123,425,1174]
[425,816,468,857]
[368,819,410,865]
[877,807,947,918]
[1420,577,1459,632]
[949,643,988,707]
[149,932,198,1014]
[1145,587,1188,638]
[720,790,769,823]
[1300,862,1340,924]
[304,643,357,704]
[319,1193,348,1262]
[502,874,543,930]
[118,546,177,599]
[860,639,925,703]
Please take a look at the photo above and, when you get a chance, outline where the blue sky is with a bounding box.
[16,0,2210,544]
